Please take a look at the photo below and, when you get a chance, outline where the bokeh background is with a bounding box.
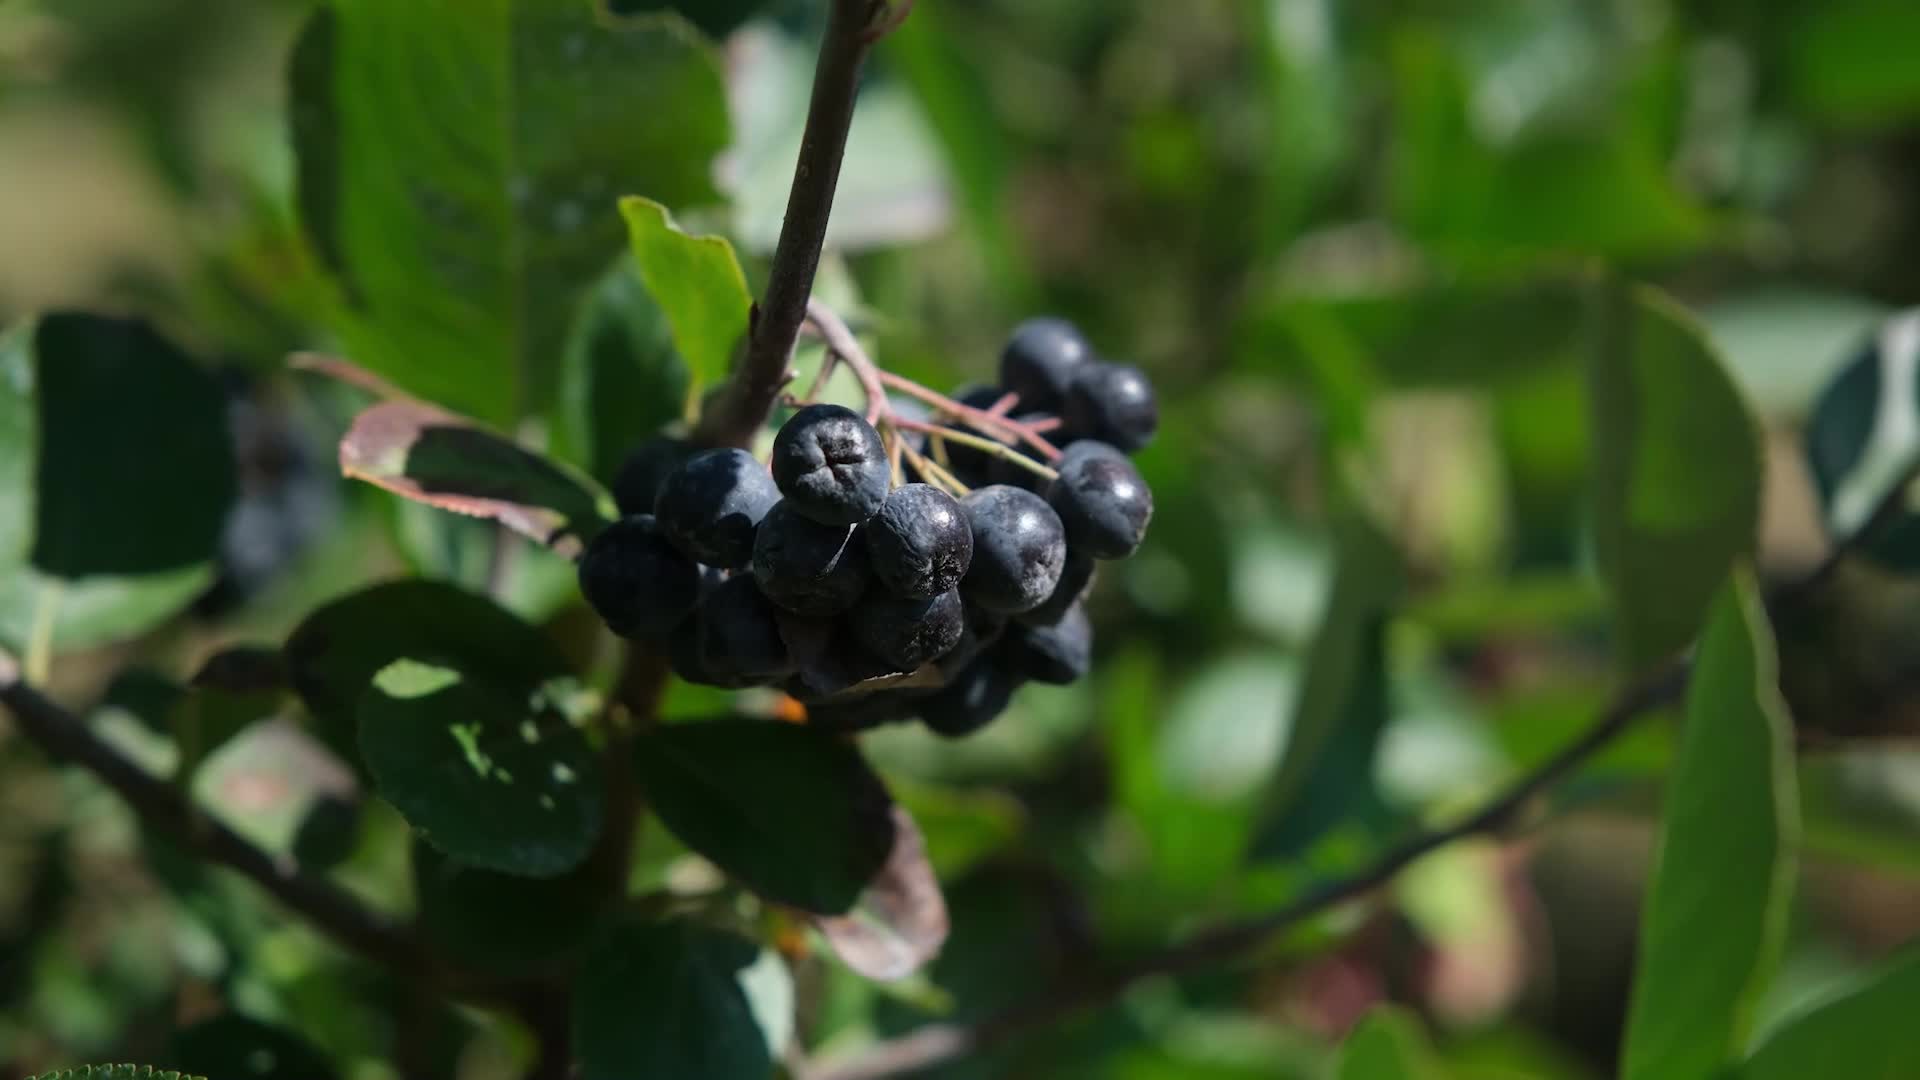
[3,0,1920,1076]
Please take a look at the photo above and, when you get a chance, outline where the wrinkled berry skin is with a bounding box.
[849,587,965,672]
[697,574,795,682]
[1047,441,1153,558]
[1016,551,1094,628]
[612,435,690,517]
[999,317,1093,413]
[751,501,871,617]
[577,515,700,637]
[1063,362,1158,453]
[771,404,890,525]
[919,658,1021,738]
[960,485,1067,614]
[654,448,779,569]
[866,484,973,600]
[1003,603,1092,685]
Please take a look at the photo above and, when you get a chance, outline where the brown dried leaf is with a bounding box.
[812,806,950,981]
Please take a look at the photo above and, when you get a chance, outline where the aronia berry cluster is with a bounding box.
[578,318,1157,737]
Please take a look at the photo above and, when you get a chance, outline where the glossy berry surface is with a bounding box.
[1063,361,1158,453]
[654,447,779,569]
[771,403,890,525]
[1016,551,1094,628]
[999,317,1093,413]
[1003,603,1092,685]
[1048,441,1153,558]
[611,435,690,517]
[849,587,965,672]
[960,485,1067,614]
[866,483,973,600]
[918,657,1021,738]
[750,501,871,617]
[576,515,700,638]
[697,574,794,682]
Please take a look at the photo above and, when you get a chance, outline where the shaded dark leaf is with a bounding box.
[813,805,950,981]
[169,1013,336,1080]
[412,841,608,975]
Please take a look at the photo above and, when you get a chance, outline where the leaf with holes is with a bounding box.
[633,720,896,914]
[1621,570,1798,1080]
[289,2,729,425]
[285,580,573,762]
[620,196,751,397]
[813,805,950,981]
[339,399,613,557]
[573,918,788,1080]
[359,658,603,877]
[1590,283,1763,672]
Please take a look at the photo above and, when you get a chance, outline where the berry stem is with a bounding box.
[874,370,1064,461]
[890,416,1061,483]
[898,439,971,496]
[805,298,888,425]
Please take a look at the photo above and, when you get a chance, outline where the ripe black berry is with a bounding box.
[1063,361,1158,453]
[1016,551,1094,628]
[849,587,965,672]
[611,435,690,517]
[960,485,1067,614]
[999,318,1092,413]
[918,657,1021,738]
[697,573,794,682]
[654,448,779,569]
[1047,441,1153,558]
[866,484,973,600]
[771,403,890,525]
[1003,603,1091,685]
[750,501,871,617]
[577,515,700,637]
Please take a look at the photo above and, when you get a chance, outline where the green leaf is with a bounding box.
[1590,283,1763,672]
[633,720,896,914]
[551,260,688,483]
[285,579,573,745]
[339,398,613,557]
[289,3,730,426]
[28,313,235,577]
[812,806,950,981]
[1256,511,1402,855]
[603,0,768,38]
[412,841,607,974]
[1803,314,1920,570]
[1621,570,1799,1080]
[27,1070,202,1080]
[173,647,289,783]
[1336,1006,1443,1080]
[169,1014,337,1080]
[1790,0,1920,127]
[1740,947,1920,1079]
[359,658,603,877]
[572,918,784,1080]
[619,196,752,397]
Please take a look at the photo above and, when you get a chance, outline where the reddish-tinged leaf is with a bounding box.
[289,352,411,399]
[338,400,612,557]
[812,806,950,981]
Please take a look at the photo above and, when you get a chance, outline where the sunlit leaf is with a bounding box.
[1621,570,1798,1080]
[1336,1006,1442,1080]
[1741,946,1920,1079]
[619,196,751,397]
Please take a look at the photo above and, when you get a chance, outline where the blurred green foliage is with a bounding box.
[3,0,1920,1077]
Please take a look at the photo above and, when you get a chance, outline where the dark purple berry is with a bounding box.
[1047,441,1153,558]
[866,484,973,600]
[1016,551,1094,628]
[1002,603,1092,685]
[771,403,890,525]
[611,435,690,517]
[1000,318,1093,413]
[577,515,700,637]
[697,574,794,683]
[1063,362,1158,453]
[918,657,1021,738]
[960,485,1067,615]
[849,587,965,673]
[750,501,871,617]
[655,448,779,569]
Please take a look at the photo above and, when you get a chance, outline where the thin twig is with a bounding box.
[898,440,971,497]
[1780,455,1920,599]
[801,663,1690,1080]
[806,299,888,425]
[889,417,1060,483]
[0,656,494,997]
[876,370,1062,461]
[694,0,884,448]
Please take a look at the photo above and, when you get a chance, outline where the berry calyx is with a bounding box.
[771,403,891,525]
